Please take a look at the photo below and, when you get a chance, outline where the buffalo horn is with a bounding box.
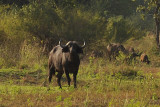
[59,40,65,48]
[81,41,85,48]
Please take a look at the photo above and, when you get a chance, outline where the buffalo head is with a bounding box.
[117,44,126,52]
[59,40,85,54]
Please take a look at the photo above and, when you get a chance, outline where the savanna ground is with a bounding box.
[1,36,160,107]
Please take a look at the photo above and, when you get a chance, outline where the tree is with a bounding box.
[19,0,64,53]
[137,0,160,48]
[0,0,29,6]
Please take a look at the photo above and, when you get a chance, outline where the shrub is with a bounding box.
[19,39,44,68]
[104,15,145,43]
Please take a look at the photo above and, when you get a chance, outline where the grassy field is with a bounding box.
[1,59,160,107]
[1,37,160,107]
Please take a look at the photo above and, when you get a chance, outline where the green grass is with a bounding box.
[0,60,160,107]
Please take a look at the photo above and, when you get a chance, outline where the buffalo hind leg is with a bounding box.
[57,72,63,89]
[65,71,71,87]
[49,67,55,83]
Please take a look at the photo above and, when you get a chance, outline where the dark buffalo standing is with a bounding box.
[106,43,126,61]
[48,41,85,88]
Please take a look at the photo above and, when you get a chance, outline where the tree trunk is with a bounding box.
[155,20,160,48]
[155,3,160,49]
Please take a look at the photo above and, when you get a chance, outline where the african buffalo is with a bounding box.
[140,53,150,64]
[125,47,135,54]
[124,47,140,61]
[48,40,85,88]
[106,43,126,61]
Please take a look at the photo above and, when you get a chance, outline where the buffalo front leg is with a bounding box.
[65,71,71,87]
[109,55,111,61]
[73,73,77,88]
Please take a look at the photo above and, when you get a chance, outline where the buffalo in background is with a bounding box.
[88,42,150,65]
[106,43,126,61]
[123,47,141,63]
[125,47,135,54]
[106,44,142,63]
[124,47,150,64]
[140,53,150,64]
[48,40,85,88]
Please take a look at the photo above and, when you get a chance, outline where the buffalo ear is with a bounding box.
[62,46,69,52]
[77,47,83,54]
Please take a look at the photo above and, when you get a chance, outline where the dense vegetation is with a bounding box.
[0,0,160,106]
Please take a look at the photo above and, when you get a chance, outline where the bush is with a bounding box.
[0,40,21,67]
[104,15,145,43]
[18,0,63,40]
[61,9,105,41]
[19,39,45,68]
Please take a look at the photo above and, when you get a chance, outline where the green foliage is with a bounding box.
[0,8,24,40]
[19,40,44,67]
[59,9,105,41]
[105,0,140,16]
[116,51,140,65]
[19,0,63,40]
[54,0,77,9]
[0,40,21,67]
[76,0,140,17]
[104,15,144,43]
[0,57,5,68]
[151,44,160,56]
[0,0,29,6]
[27,98,34,107]
[56,95,62,102]
[116,51,127,62]
[137,0,160,18]
[126,99,142,107]
[104,16,124,43]
[137,0,160,48]
[64,96,72,107]
[152,93,159,100]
